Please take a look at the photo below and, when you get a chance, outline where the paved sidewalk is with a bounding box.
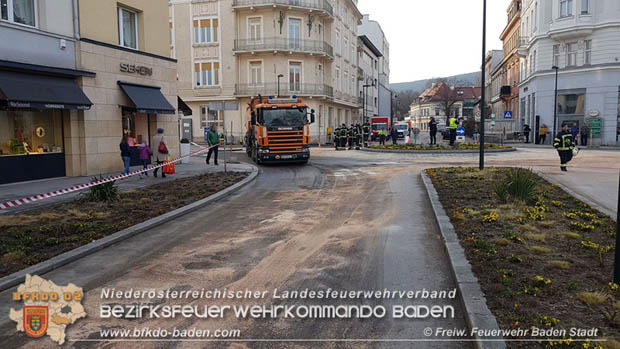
[0,151,250,215]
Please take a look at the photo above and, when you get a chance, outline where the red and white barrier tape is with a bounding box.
[0,142,215,211]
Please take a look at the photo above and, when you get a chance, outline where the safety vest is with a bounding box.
[449,117,458,130]
[554,131,574,151]
[363,124,370,135]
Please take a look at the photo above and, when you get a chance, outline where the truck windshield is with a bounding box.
[372,124,387,131]
[262,108,307,127]
[395,125,408,130]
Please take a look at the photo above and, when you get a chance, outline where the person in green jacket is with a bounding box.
[206,125,220,165]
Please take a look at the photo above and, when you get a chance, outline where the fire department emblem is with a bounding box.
[23,306,48,338]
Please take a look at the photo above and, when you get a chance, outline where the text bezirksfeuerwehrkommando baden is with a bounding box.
[100,288,457,301]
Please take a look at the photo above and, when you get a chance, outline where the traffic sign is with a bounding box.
[457,127,466,136]
[504,111,513,119]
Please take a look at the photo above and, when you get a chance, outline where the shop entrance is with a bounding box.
[122,108,153,166]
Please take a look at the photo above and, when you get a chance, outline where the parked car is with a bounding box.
[437,124,451,140]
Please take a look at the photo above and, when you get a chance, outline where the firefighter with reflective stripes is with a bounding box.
[334,125,341,149]
[554,124,575,172]
[349,124,358,149]
[339,124,349,148]
[362,122,371,146]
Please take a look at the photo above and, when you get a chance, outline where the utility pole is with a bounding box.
[479,0,487,171]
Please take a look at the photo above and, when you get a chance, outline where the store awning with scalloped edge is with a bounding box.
[118,81,175,115]
[0,70,93,110]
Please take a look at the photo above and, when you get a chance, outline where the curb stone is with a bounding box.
[421,171,506,349]
[360,147,516,154]
[534,170,616,221]
[0,164,259,292]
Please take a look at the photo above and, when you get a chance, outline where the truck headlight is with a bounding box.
[302,148,310,152]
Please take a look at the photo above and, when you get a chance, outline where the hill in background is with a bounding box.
[390,72,481,93]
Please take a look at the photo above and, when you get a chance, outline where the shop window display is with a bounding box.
[0,109,63,156]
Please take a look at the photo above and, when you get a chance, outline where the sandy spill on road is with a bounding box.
[57,165,410,349]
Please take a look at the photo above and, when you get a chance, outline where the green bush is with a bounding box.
[494,168,539,203]
[82,176,119,202]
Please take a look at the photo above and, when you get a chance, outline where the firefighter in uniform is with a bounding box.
[356,124,363,148]
[339,124,348,148]
[554,124,575,172]
[333,125,340,149]
[362,122,371,147]
[349,124,357,149]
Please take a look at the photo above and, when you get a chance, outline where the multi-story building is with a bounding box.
[518,0,620,146]
[358,14,391,118]
[485,50,508,131]
[491,0,522,133]
[170,0,362,145]
[357,35,381,122]
[0,0,177,184]
[408,83,481,132]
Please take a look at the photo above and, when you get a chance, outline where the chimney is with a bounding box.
[431,83,436,88]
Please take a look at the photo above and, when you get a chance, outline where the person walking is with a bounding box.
[428,117,438,145]
[390,126,398,145]
[152,128,168,178]
[580,123,589,146]
[206,125,220,165]
[138,143,152,178]
[538,124,548,144]
[120,135,131,175]
[523,124,532,143]
[554,124,575,172]
[449,116,458,146]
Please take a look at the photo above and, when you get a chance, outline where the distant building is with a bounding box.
[408,83,481,132]
[358,14,391,118]
[358,35,382,122]
[518,0,620,146]
[485,50,505,126]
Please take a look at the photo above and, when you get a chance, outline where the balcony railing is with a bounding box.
[234,37,333,57]
[232,0,333,16]
[235,83,333,97]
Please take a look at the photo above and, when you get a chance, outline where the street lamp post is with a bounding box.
[277,74,284,97]
[552,66,559,139]
[362,78,375,147]
[479,0,487,171]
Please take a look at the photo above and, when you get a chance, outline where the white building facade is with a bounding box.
[358,14,391,117]
[518,0,620,145]
[358,35,381,122]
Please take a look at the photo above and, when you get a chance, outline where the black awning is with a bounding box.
[118,81,175,115]
[0,70,93,110]
[177,96,192,116]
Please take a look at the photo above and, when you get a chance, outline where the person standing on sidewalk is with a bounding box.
[428,117,438,145]
[538,124,548,144]
[523,124,532,143]
[554,124,575,172]
[580,123,589,146]
[138,143,152,178]
[152,128,168,178]
[449,116,458,146]
[119,135,131,175]
[206,125,220,165]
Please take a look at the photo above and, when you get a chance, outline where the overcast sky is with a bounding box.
[357,0,508,83]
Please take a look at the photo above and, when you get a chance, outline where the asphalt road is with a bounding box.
[0,150,471,348]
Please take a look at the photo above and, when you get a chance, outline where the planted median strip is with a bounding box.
[0,172,248,278]
[368,144,513,152]
[426,167,619,347]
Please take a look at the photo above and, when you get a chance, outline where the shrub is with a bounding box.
[494,168,539,203]
[82,176,119,202]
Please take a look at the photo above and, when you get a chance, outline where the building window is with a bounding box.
[343,71,348,93]
[1,0,36,27]
[435,108,440,117]
[531,50,536,75]
[560,0,573,18]
[201,106,223,129]
[249,61,262,86]
[566,42,577,66]
[194,61,220,87]
[288,18,301,49]
[0,109,63,156]
[248,17,261,43]
[334,29,340,55]
[584,40,592,65]
[557,93,585,115]
[118,7,138,49]
[553,44,560,66]
[335,66,340,91]
[581,0,589,14]
[193,17,219,44]
[169,21,174,46]
[289,62,301,92]
[344,36,349,60]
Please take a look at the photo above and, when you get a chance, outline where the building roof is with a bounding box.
[359,35,383,58]
[455,86,482,100]
[417,83,481,104]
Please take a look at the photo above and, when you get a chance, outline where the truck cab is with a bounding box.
[245,96,315,164]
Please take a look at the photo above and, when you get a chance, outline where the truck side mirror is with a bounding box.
[251,112,256,126]
[310,109,315,124]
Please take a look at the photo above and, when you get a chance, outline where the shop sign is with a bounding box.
[589,118,602,137]
[120,63,153,76]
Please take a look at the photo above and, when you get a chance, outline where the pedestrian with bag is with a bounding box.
[554,124,576,172]
[120,135,131,175]
[152,128,168,178]
[429,117,438,145]
[206,125,220,165]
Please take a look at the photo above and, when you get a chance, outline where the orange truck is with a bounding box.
[245,95,315,164]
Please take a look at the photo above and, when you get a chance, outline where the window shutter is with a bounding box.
[194,63,200,72]
[193,20,199,27]
[200,19,210,27]
[213,19,219,27]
